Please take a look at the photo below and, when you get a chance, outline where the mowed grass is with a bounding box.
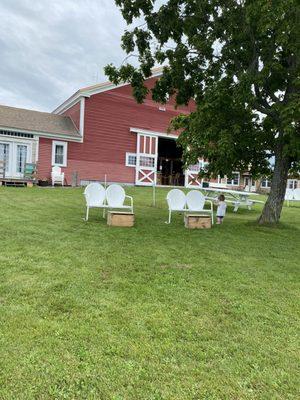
[0,186,299,400]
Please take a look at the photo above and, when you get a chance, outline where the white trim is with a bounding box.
[53,69,163,115]
[52,141,68,167]
[0,126,82,142]
[154,136,158,185]
[83,82,128,98]
[36,136,40,164]
[52,83,125,114]
[125,152,137,167]
[79,98,85,137]
[0,135,37,145]
[135,134,141,184]
[53,97,83,115]
[130,127,178,140]
[33,131,81,142]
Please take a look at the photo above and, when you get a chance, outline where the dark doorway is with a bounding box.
[157,137,184,186]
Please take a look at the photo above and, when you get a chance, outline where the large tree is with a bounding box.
[105,0,300,224]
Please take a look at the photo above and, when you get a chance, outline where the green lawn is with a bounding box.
[0,186,299,400]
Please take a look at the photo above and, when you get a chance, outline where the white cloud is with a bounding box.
[0,0,130,111]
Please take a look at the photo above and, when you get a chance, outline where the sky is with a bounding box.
[0,0,137,112]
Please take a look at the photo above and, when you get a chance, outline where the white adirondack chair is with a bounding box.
[186,190,214,224]
[285,188,300,206]
[84,182,107,221]
[51,166,65,186]
[106,184,133,213]
[285,189,294,206]
[294,188,300,201]
[166,189,186,223]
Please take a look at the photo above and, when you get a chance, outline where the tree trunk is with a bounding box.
[258,149,290,225]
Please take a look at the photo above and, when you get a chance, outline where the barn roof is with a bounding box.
[53,67,164,114]
[0,104,80,139]
[78,67,164,94]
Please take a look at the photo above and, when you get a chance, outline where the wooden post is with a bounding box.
[152,182,156,207]
[71,171,78,187]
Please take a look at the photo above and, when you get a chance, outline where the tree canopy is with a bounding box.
[105,0,300,223]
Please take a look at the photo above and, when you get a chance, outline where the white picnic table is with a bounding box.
[199,187,265,212]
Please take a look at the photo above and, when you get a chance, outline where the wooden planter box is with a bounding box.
[107,211,135,227]
[184,214,212,229]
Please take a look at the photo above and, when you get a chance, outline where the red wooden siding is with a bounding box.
[67,83,188,183]
[37,138,52,180]
[37,77,194,184]
[37,136,135,185]
[113,76,195,113]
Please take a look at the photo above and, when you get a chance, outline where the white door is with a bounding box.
[135,134,158,186]
[14,144,30,178]
[0,142,11,177]
[0,141,31,178]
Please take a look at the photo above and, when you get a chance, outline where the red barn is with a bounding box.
[2,71,292,191]
[0,71,198,187]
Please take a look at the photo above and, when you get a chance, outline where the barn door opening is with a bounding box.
[135,134,158,186]
[157,137,184,186]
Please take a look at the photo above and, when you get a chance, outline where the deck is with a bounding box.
[0,178,35,187]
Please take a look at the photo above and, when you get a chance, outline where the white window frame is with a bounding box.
[52,141,68,167]
[139,155,156,168]
[287,179,298,190]
[227,172,240,186]
[125,152,137,167]
[261,178,271,188]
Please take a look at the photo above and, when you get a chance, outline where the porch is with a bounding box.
[0,178,35,187]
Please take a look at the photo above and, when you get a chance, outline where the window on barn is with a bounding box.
[227,172,240,186]
[140,155,155,168]
[52,141,67,167]
[125,153,156,168]
[287,179,298,189]
[126,152,137,167]
[261,178,271,188]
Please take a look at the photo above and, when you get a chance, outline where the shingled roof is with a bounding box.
[0,104,80,138]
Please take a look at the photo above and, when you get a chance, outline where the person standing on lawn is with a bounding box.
[216,194,227,224]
